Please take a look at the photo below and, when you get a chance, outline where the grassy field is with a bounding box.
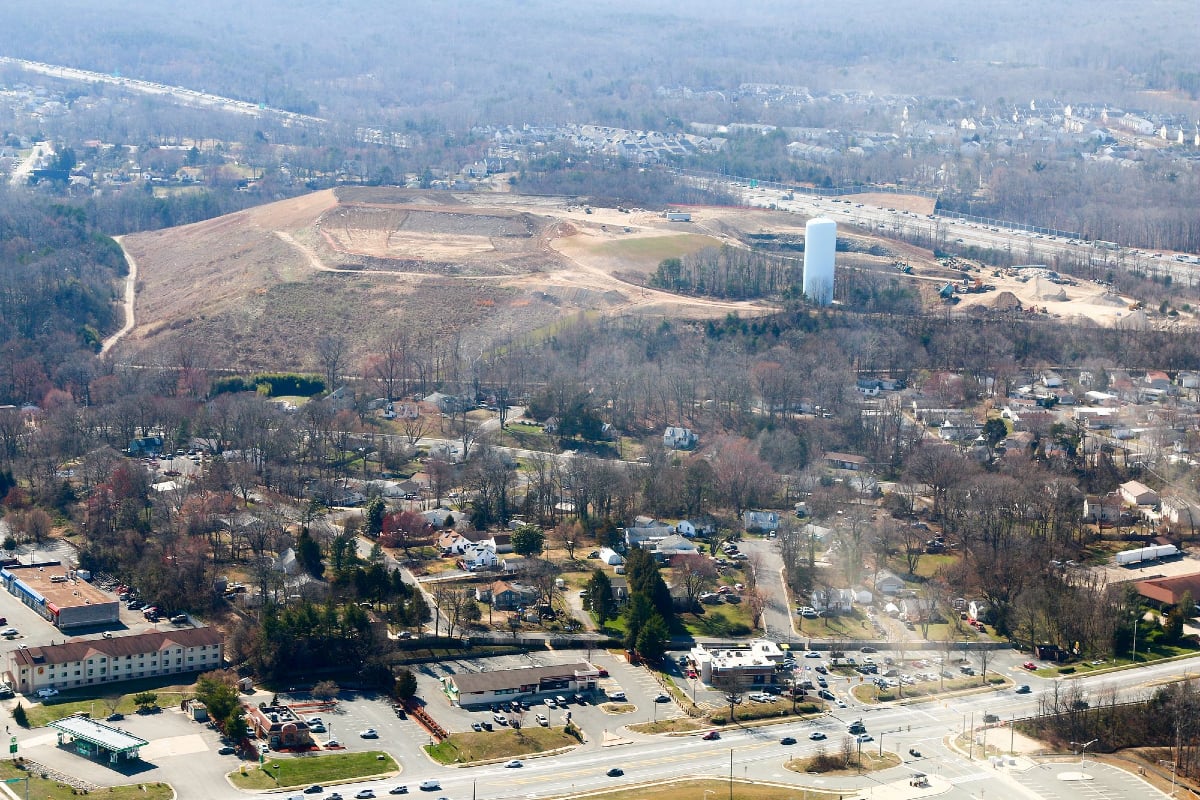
[570,778,838,800]
[626,717,706,734]
[426,726,578,765]
[229,751,397,790]
[0,761,172,800]
[591,234,724,270]
[680,605,754,638]
[26,683,195,728]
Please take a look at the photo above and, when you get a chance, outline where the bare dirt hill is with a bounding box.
[115,189,1163,371]
[115,190,776,370]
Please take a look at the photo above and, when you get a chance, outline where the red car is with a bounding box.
[701,730,720,740]
[1022,661,1038,671]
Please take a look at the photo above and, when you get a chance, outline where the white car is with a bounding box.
[1,628,18,638]
[36,687,58,699]
[608,691,626,701]
[504,759,523,768]
[359,728,378,739]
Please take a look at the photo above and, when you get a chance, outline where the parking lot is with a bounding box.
[408,648,684,739]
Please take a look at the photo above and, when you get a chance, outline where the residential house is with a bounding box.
[663,426,697,450]
[824,452,868,471]
[812,587,855,614]
[597,548,625,566]
[1144,371,1172,391]
[856,379,881,397]
[742,510,780,533]
[465,529,512,554]
[852,587,874,604]
[873,571,906,595]
[1119,480,1159,508]
[422,508,457,528]
[625,518,675,548]
[609,576,630,606]
[460,542,499,571]
[656,534,698,558]
[1041,371,1064,388]
[274,547,299,576]
[1083,493,1122,524]
[438,532,471,555]
[423,392,470,413]
[476,580,538,610]
[676,518,714,538]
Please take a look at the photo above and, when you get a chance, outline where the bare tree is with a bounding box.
[316,334,347,391]
[672,552,717,608]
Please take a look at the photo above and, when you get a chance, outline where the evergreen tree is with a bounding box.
[296,529,324,578]
[585,569,616,627]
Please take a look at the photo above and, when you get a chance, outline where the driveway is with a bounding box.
[738,537,796,640]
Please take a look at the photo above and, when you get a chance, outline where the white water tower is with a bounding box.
[803,217,837,305]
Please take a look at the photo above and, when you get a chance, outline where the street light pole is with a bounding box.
[1069,738,1098,765]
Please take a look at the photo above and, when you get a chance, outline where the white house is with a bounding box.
[677,519,714,538]
[597,547,625,566]
[812,587,854,613]
[437,532,471,555]
[422,508,458,528]
[852,587,874,604]
[663,426,697,450]
[460,542,499,571]
[743,510,780,532]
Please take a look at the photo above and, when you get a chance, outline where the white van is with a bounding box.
[419,780,441,791]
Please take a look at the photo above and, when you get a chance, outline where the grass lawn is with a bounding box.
[27,684,195,728]
[0,761,171,800]
[626,717,706,734]
[785,750,901,774]
[229,751,397,790]
[425,727,577,765]
[797,611,874,638]
[851,675,1002,703]
[680,605,754,638]
[592,233,725,269]
[578,778,838,800]
[714,698,823,725]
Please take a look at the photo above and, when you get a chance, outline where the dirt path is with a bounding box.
[100,236,137,355]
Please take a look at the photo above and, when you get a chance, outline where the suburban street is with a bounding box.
[8,641,1194,800]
